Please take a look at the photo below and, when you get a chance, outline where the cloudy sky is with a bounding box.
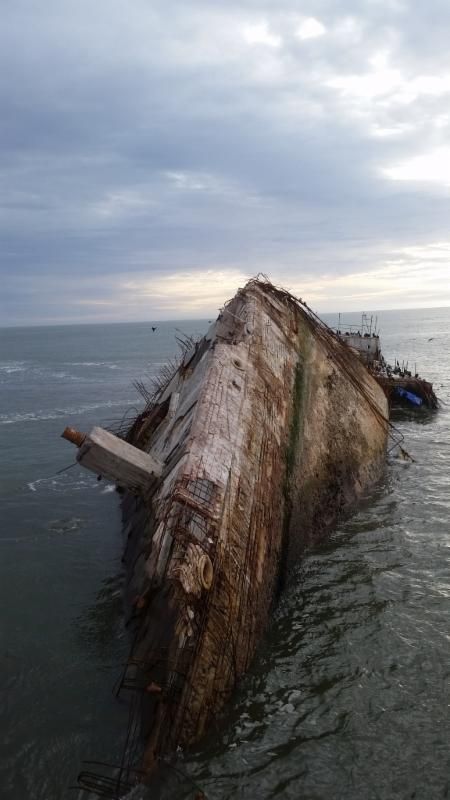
[2,0,450,325]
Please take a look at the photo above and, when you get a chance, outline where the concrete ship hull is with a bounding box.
[114,280,389,773]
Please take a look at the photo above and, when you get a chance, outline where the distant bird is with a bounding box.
[428,337,434,341]
[151,326,157,332]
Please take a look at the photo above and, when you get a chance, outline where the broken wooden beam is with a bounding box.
[61,425,163,492]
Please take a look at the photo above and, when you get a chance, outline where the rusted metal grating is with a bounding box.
[184,477,216,506]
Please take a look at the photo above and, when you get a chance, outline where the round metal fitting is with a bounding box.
[198,554,214,590]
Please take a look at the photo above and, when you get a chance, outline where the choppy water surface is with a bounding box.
[0,310,449,799]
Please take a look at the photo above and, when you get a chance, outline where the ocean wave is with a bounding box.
[0,362,90,382]
[0,361,27,374]
[66,361,119,369]
[26,471,120,496]
[29,366,91,381]
[0,399,133,426]
[27,473,100,494]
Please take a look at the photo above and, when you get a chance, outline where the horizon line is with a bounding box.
[1,302,450,330]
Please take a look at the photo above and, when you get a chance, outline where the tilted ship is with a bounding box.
[63,279,400,796]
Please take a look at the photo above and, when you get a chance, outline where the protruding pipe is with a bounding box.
[198,554,214,590]
[61,425,163,491]
[61,426,86,447]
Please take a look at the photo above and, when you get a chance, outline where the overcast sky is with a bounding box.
[2,0,450,325]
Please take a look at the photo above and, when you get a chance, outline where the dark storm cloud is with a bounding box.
[2,0,450,323]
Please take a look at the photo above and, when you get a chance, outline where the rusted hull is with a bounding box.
[374,375,438,409]
[119,280,389,771]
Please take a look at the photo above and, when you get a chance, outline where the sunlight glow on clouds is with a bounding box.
[287,245,450,310]
[121,269,250,314]
[296,17,326,41]
[370,123,414,138]
[242,20,282,47]
[327,50,450,115]
[383,148,450,186]
[117,247,450,317]
[327,51,407,101]
[242,21,281,48]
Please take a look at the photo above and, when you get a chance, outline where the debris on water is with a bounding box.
[335,314,438,410]
[48,517,84,533]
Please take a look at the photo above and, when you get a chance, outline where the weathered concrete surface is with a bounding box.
[117,279,389,772]
[340,332,381,364]
[62,425,163,491]
[285,318,388,561]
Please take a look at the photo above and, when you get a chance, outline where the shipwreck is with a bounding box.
[334,314,438,410]
[62,279,415,796]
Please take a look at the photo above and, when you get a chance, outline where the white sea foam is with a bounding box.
[1,399,133,425]
[31,366,86,381]
[101,483,116,494]
[0,362,88,382]
[66,361,119,369]
[0,361,27,374]
[27,472,100,494]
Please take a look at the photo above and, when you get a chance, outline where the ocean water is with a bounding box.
[0,309,449,800]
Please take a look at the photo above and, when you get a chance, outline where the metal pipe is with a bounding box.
[61,426,86,447]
